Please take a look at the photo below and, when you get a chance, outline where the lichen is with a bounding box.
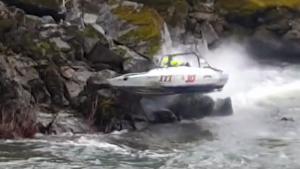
[113,6,163,57]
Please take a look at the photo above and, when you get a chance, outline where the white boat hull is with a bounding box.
[108,67,228,95]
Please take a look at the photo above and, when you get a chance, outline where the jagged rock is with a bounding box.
[87,43,123,71]
[63,65,94,98]
[111,45,153,73]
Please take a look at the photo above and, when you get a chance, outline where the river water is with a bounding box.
[1,42,300,169]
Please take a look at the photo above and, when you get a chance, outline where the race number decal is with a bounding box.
[185,75,196,83]
[160,75,172,82]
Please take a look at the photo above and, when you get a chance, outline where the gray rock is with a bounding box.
[83,13,98,24]
[63,66,94,98]
[200,21,219,45]
[37,111,90,134]
[123,57,153,73]
[41,15,56,24]
[87,43,123,71]
[86,69,118,89]
[50,37,71,51]
[111,45,153,73]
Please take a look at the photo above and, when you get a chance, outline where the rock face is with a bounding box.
[3,0,281,138]
[0,1,158,138]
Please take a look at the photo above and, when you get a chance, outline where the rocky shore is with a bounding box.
[0,0,299,138]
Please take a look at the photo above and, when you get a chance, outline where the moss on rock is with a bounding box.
[113,6,164,58]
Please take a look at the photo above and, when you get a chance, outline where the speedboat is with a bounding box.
[108,52,228,95]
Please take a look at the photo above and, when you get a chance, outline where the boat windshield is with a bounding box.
[159,53,209,68]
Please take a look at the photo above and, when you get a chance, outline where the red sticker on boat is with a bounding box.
[185,75,196,83]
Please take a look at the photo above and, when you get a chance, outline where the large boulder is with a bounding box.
[77,70,138,133]
[105,2,164,58]
[169,94,215,119]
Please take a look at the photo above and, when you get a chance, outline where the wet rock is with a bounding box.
[169,94,215,119]
[37,111,91,134]
[210,97,233,116]
[149,109,178,123]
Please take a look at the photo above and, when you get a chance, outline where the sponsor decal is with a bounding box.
[185,75,196,83]
[160,75,172,82]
